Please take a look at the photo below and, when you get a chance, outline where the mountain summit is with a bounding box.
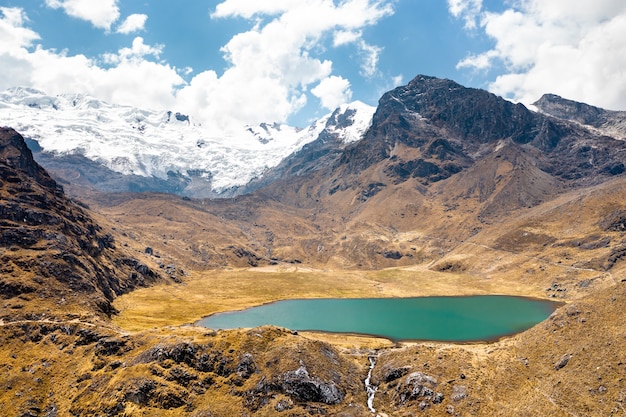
[0,88,374,197]
[333,75,625,184]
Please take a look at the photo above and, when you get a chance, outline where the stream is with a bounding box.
[364,354,379,415]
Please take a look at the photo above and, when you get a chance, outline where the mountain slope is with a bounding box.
[0,127,164,318]
[77,76,626,273]
[335,75,624,186]
[260,76,625,223]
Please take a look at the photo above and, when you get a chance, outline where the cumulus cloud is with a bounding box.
[311,76,352,110]
[0,7,39,50]
[45,0,120,31]
[333,30,361,47]
[104,37,163,63]
[1,1,394,136]
[175,0,394,130]
[116,14,147,34]
[0,8,183,111]
[452,0,626,110]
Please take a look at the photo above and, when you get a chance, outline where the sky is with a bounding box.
[1,0,625,132]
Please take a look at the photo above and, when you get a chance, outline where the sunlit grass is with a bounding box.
[112,266,546,332]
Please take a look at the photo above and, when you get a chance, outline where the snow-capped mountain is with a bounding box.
[0,87,374,196]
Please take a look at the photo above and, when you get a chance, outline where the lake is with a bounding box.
[196,295,560,342]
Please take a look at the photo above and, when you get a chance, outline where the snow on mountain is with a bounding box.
[0,87,374,194]
[324,101,375,144]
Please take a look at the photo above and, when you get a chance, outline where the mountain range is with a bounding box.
[1,75,626,416]
[0,87,374,198]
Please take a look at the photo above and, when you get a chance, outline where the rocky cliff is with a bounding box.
[0,127,163,318]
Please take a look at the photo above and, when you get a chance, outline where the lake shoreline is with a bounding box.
[196,295,563,343]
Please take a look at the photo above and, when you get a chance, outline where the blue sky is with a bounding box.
[1,0,625,131]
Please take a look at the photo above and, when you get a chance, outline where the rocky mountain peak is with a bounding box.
[314,75,626,218]
[0,127,60,193]
[533,93,604,124]
[534,93,626,139]
[374,74,539,145]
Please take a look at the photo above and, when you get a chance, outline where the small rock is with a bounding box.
[236,353,256,378]
[281,364,344,405]
[451,385,468,402]
[554,354,572,370]
[383,366,411,383]
[274,399,294,412]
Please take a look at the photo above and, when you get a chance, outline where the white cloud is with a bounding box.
[0,8,39,88]
[311,76,352,110]
[116,14,147,34]
[452,0,626,110]
[213,0,302,19]
[333,30,361,47]
[332,30,382,78]
[0,7,39,50]
[0,9,183,112]
[175,0,394,130]
[1,2,394,137]
[357,40,382,78]
[447,0,483,29]
[45,0,120,30]
[119,37,162,61]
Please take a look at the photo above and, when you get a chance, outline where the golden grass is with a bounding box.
[112,265,548,332]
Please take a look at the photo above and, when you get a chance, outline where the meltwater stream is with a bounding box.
[364,354,379,415]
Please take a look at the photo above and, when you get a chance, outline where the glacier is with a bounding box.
[0,87,374,195]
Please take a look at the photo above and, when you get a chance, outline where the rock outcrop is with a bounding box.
[0,127,163,318]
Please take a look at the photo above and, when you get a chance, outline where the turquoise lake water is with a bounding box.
[196,296,559,342]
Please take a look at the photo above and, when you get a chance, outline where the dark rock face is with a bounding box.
[382,366,411,383]
[376,75,540,146]
[281,365,344,405]
[391,371,445,409]
[322,75,626,214]
[0,127,61,192]
[240,362,345,412]
[237,353,257,378]
[0,127,162,317]
[534,93,626,138]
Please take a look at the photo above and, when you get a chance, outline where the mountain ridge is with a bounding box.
[254,75,626,231]
[0,87,374,197]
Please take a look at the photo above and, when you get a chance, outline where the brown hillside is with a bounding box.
[1,75,626,416]
[0,127,166,320]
